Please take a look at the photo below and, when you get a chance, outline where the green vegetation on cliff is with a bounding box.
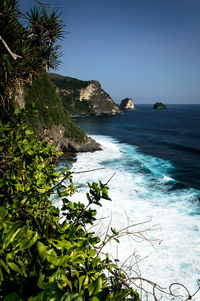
[49,73,91,91]
[49,73,94,115]
[24,72,86,143]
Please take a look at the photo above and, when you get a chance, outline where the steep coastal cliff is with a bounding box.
[49,73,121,116]
[14,73,101,153]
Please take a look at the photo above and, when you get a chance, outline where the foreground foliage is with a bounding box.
[0,110,140,300]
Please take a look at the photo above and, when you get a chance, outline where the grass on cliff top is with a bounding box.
[48,73,92,90]
[24,72,86,143]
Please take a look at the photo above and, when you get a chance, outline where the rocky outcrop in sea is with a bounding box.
[120,98,134,110]
[153,102,167,109]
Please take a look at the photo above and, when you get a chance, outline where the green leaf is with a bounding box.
[37,271,49,290]
[12,226,38,251]
[46,252,70,267]
[60,292,83,301]
[78,275,85,293]
[58,221,70,233]
[84,274,89,285]
[88,249,96,257]
[111,291,129,301]
[0,259,10,274]
[7,262,21,273]
[25,130,33,135]
[37,241,47,262]
[0,267,4,281]
[52,171,61,177]
[95,288,110,301]
[49,239,72,251]
[88,277,102,296]
[3,292,23,301]
[102,188,111,200]
[89,297,100,301]
[0,179,6,188]
[3,222,22,249]
[28,283,62,301]
[36,188,47,193]
[0,207,8,219]
[111,228,119,235]
[86,193,92,203]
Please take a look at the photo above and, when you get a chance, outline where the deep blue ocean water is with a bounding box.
[74,104,200,190]
[60,104,200,299]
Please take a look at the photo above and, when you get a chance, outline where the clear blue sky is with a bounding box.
[20,0,200,104]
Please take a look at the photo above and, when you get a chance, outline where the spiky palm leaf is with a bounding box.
[0,0,64,116]
[26,6,64,69]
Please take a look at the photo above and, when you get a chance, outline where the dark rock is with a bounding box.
[153,102,167,109]
[73,137,102,152]
[120,98,134,110]
[42,125,102,153]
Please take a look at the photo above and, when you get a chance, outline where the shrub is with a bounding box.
[0,110,140,300]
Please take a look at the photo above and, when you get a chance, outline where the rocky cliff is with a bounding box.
[14,72,101,153]
[120,98,134,110]
[49,73,121,116]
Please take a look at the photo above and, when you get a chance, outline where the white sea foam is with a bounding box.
[60,135,200,300]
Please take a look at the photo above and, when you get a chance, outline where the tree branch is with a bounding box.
[0,35,22,60]
[34,0,65,8]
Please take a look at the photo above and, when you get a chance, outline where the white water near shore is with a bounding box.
[59,135,200,300]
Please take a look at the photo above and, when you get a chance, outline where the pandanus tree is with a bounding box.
[0,0,64,118]
[26,6,63,70]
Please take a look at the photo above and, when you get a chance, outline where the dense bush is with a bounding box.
[0,110,140,300]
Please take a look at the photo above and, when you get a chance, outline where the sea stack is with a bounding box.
[120,98,135,110]
[153,102,167,109]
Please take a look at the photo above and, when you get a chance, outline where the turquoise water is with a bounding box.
[59,105,200,299]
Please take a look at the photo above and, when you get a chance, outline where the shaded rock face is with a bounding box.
[49,74,121,116]
[120,98,134,110]
[153,102,167,109]
[80,80,121,115]
[14,84,25,107]
[42,125,102,153]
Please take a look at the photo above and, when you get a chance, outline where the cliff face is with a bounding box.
[49,73,121,116]
[14,73,101,153]
[120,98,134,110]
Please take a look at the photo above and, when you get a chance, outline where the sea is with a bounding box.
[59,104,200,300]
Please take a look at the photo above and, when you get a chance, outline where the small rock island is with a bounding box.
[120,98,135,110]
[153,102,167,109]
